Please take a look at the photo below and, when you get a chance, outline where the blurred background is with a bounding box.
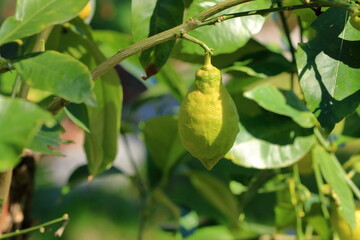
[2,0,358,239]
[0,0,301,239]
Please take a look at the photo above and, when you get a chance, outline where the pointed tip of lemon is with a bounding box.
[200,158,221,170]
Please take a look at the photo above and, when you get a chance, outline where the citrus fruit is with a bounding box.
[350,8,360,31]
[297,151,313,175]
[79,0,95,23]
[79,2,92,20]
[331,203,360,240]
[178,54,239,170]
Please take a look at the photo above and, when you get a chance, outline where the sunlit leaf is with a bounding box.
[244,84,317,128]
[12,51,95,105]
[0,0,88,45]
[0,96,54,171]
[177,0,270,56]
[296,8,360,132]
[227,95,315,169]
[46,19,122,177]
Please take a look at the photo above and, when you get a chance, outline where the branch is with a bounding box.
[92,1,339,81]
[54,1,337,112]
[91,24,187,80]
[179,33,213,54]
[200,2,330,26]
[0,171,12,233]
[0,214,69,239]
[195,0,255,21]
[91,0,257,80]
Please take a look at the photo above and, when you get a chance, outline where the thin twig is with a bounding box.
[178,32,213,54]
[312,153,330,218]
[291,165,305,240]
[277,1,296,64]
[195,0,255,21]
[122,134,148,240]
[198,3,330,27]
[10,75,21,98]
[0,171,12,233]
[0,214,69,239]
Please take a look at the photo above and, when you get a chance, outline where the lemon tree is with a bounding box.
[0,0,360,239]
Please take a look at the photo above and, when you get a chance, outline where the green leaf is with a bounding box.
[143,116,185,172]
[155,62,188,101]
[166,172,238,225]
[179,210,199,233]
[227,95,315,169]
[61,165,123,195]
[283,0,318,28]
[0,0,88,46]
[244,84,317,128]
[275,188,296,228]
[138,0,184,78]
[296,8,360,132]
[177,0,270,56]
[46,19,122,177]
[186,225,258,240]
[12,50,95,105]
[0,70,17,95]
[188,171,239,226]
[64,103,90,133]
[341,111,360,139]
[92,30,143,78]
[84,72,122,177]
[313,145,356,229]
[306,214,331,240]
[131,0,157,43]
[0,95,54,171]
[28,124,65,155]
[222,49,294,78]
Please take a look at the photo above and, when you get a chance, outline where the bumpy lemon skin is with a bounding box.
[331,204,360,240]
[178,62,239,170]
[350,11,360,31]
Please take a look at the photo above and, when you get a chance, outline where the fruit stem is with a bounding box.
[179,32,213,55]
[203,52,212,68]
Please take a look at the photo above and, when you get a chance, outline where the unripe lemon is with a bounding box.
[178,54,239,170]
[297,151,313,175]
[331,203,360,240]
[79,2,92,20]
[79,0,95,24]
[350,8,360,31]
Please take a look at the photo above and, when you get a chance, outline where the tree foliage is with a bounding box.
[0,0,359,239]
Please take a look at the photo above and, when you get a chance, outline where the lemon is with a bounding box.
[331,203,360,240]
[79,2,92,20]
[178,54,239,170]
[79,0,95,24]
[297,151,313,175]
[350,9,360,31]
